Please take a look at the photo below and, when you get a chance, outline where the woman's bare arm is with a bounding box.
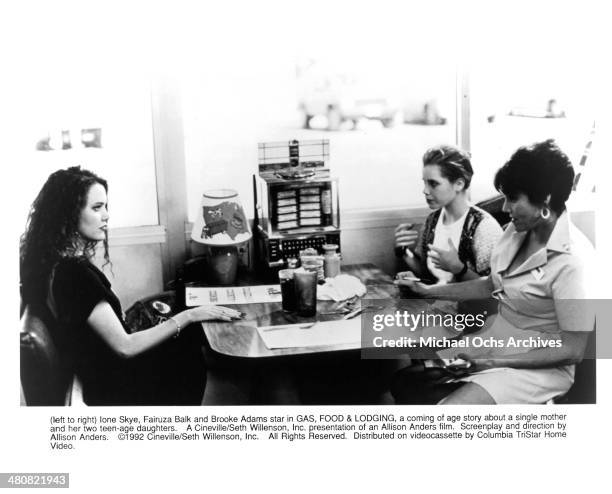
[87,301,241,358]
[395,275,494,301]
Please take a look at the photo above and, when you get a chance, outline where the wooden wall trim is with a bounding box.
[108,225,166,247]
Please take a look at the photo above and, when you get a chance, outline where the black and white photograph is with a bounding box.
[3,0,611,492]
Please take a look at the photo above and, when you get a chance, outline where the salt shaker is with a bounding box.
[322,244,341,278]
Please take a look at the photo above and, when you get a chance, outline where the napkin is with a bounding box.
[316,274,367,302]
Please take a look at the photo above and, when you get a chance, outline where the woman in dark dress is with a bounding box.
[20,167,240,405]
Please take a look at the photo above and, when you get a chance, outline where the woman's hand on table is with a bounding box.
[187,305,243,322]
[394,271,430,295]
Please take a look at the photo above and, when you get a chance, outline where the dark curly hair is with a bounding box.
[494,139,574,215]
[20,166,109,305]
[422,145,474,190]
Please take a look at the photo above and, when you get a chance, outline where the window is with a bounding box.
[17,65,158,229]
[469,62,599,202]
[182,47,459,222]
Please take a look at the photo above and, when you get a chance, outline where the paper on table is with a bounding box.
[317,274,366,301]
[256,318,362,349]
[185,285,282,306]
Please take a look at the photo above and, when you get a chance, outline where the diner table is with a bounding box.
[198,263,446,404]
[201,263,397,358]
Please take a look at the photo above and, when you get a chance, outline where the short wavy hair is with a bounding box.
[20,166,109,304]
[494,139,574,215]
[422,145,474,190]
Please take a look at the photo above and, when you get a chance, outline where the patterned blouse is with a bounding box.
[415,205,503,282]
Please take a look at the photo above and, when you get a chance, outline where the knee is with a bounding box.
[438,383,496,405]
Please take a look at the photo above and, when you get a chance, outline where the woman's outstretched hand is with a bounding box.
[188,305,243,322]
[394,271,430,295]
[455,353,494,373]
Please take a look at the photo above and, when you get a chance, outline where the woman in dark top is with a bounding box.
[20,167,241,405]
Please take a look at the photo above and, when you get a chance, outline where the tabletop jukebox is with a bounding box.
[253,139,340,268]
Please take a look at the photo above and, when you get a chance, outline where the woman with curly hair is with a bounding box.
[395,145,503,284]
[20,167,240,405]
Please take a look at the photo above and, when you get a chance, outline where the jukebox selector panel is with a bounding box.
[272,185,333,231]
[268,234,340,264]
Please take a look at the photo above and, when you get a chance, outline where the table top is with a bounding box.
[201,263,405,359]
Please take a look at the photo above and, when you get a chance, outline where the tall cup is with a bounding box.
[278,269,296,312]
[293,270,317,316]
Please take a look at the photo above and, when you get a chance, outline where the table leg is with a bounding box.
[202,367,252,405]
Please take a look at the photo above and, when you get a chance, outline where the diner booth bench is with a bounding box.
[20,305,85,406]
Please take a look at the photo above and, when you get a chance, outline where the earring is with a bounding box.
[541,207,551,219]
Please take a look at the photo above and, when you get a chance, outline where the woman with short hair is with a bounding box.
[395,145,502,284]
[394,139,594,404]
